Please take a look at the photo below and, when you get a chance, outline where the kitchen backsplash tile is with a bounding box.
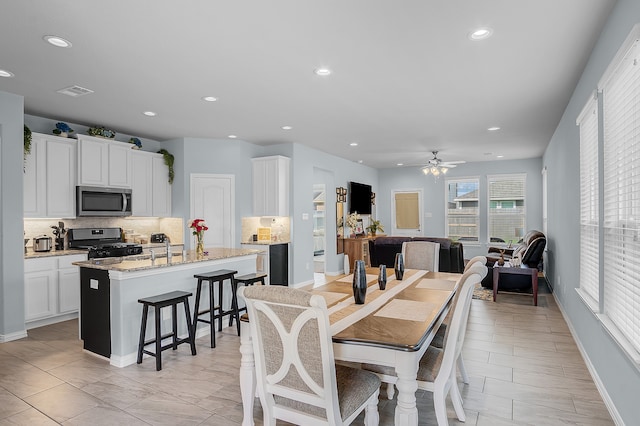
[241,216,290,243]
[24,217,183,248]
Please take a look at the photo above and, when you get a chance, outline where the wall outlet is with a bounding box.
[306,262,310,270]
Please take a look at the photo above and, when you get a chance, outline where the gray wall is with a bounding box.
[377,157,543,259]
[0,91,26,341]
[544,0,640,422]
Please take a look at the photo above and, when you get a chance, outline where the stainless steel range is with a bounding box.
[68,227,143,259]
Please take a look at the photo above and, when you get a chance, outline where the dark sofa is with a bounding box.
[369,236,464,273]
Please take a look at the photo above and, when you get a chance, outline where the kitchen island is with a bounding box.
[73,247,259,367]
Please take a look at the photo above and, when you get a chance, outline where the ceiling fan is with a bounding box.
[420,151,466,177]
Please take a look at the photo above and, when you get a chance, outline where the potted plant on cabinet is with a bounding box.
[366,219,384,236]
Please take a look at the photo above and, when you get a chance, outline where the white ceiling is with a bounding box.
[0,1,616,168]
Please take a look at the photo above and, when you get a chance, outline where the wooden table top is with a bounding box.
[310,268,462,352]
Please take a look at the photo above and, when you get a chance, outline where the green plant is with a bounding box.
[366,219,384,235]
[24,125,32,172]
[87,126,116,138]
[157,149,174,184]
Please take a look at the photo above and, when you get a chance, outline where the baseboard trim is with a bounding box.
[0,329,28,343]
[552,292,624,425]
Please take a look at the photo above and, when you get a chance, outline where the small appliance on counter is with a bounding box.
[150,233,168,243]
[33,235,52,252]
[68,227,143,259]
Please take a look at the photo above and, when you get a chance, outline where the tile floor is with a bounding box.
[0,290,614,425]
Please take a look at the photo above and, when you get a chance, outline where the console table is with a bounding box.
[493,264,539,306]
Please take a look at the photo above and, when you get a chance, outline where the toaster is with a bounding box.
[150,233,168,243]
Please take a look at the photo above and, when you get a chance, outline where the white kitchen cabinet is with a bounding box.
[24,254,86,327]
[130,150,172,217]
[131,150,153,216]
[252,155,290,216]
[24,133,77,218]
[152,155,172,217]
[77,134,131,188]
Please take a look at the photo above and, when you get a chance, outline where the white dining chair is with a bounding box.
[429,257,488,384]
[239,285,381,426]
[401,241,440,271]
[363,265,487,426]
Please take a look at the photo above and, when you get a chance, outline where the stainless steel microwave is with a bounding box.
[76,186,132,217]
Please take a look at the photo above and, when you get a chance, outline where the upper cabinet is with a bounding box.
[24,133,77,218]
[77,134,131,188]
[252,155,290,216]
[131,150,172,217]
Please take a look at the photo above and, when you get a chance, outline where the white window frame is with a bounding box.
[444,177,480,244]
[590,23,640,364]
[576,92,600,311]
[487,173,526,246]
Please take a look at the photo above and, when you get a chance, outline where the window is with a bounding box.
[598,28,640,359]
[445,178,479,242]
[487,174,526,244]
[577,94,599,306]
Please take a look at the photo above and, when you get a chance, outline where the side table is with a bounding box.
[493,264,538,306]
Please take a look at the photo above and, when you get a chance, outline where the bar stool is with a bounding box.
[192,269,238,348]
[137,290,197,371]
[232,272,267,319]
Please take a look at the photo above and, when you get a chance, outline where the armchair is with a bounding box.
[482,230,546,289]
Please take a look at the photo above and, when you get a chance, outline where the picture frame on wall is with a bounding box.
[354,219,365,236]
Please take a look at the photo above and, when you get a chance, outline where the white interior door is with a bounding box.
[190,174,235,248]
[391,189,423,236]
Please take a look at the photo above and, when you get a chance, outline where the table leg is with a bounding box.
[531,269,538,306]
[493,268,499,302]
[239,320,256,426]
[394,353,419,426]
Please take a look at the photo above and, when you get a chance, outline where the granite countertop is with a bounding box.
[72,247,261,272]
[240,240,290,246]
[25,249,88,259]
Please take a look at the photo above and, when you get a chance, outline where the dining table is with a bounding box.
[239,268,463,426]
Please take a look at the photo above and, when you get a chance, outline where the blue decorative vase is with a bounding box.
[352,260,367,304]
[394,253,405,280]
[378,264,387,290]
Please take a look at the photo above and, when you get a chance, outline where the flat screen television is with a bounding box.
[349,181,372,214]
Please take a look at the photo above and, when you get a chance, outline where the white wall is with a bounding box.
[544,0,640,422]
[0,91,26,341]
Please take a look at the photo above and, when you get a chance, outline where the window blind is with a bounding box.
[487,174,526,244]
[577,96,600,304]
[445,179,479,241]
[394,192,420,229]
[601,38,640,355]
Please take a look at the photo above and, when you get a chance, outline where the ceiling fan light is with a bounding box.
[441,167,448,174]
[421,167,430,175]
[431,167,440,176]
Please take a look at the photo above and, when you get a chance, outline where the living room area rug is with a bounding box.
[472,277,551,307]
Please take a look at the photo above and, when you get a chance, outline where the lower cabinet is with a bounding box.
[342,238,372,272]
[24,254,86,327]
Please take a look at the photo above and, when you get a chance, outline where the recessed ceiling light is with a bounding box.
[497,155,504,158]
[228,135,237,139]
[281,126,292,130]
[0,69,14,78]
[314,67,332,76]
[202,96,218,102]
[397,163,404,166]
[350,142,358,147]
[487,126,501,131]
[358,160,363,164]
[43,35,72,48]
[468,27,493,41]
[143,111,157,117]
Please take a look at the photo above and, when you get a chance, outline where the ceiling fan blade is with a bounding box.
[442,160,466,165]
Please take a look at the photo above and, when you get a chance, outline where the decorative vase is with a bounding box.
[394,253,405,280]
[196,234,205,257]
[352,260,367,304]
[378,264,387,290]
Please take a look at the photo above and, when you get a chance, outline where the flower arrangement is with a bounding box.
[53,122,74,136]
[346,212,361,230]
[87,126,116,138]
[128,137,142,149]
[366,219,384,236]
[190,218,208,255]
